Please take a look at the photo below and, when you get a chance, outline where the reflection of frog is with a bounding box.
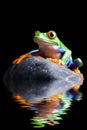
[30,30,83,69]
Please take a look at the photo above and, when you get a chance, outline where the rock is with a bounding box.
[3,56,83,102]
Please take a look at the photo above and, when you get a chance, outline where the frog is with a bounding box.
[13,30,83,69]
[30,30,83,69]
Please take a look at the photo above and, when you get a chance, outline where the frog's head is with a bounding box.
[34,31,61,48]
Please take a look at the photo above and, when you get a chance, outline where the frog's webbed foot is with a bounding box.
[13,53,32,64]
[69,58,83,70]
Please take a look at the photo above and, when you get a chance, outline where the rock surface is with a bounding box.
[3,56,83,102]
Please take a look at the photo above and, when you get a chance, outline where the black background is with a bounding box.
[0,2,87,129]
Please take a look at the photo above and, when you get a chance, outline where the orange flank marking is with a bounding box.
[73,69,83,77]
[13,53,33,64]
[72,69,84,90]
[12,95,32,108]
[46,58,62,65]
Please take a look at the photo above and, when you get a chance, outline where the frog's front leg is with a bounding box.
[61,50,72,65]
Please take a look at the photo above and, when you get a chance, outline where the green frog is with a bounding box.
[30,30,83,69]
[13,30,83,69]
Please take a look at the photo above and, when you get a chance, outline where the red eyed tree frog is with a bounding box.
[30,30,83,69]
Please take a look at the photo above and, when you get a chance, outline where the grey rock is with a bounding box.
[3,56,83,103]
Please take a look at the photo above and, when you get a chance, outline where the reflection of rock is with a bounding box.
[3,56,83,102]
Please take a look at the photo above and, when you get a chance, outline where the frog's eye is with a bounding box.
[48,31,56,39]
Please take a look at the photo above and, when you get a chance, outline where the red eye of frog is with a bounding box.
[48,30,56,39]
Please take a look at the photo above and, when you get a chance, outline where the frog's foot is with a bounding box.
[69,58,83,70]
[13,53,32,64]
